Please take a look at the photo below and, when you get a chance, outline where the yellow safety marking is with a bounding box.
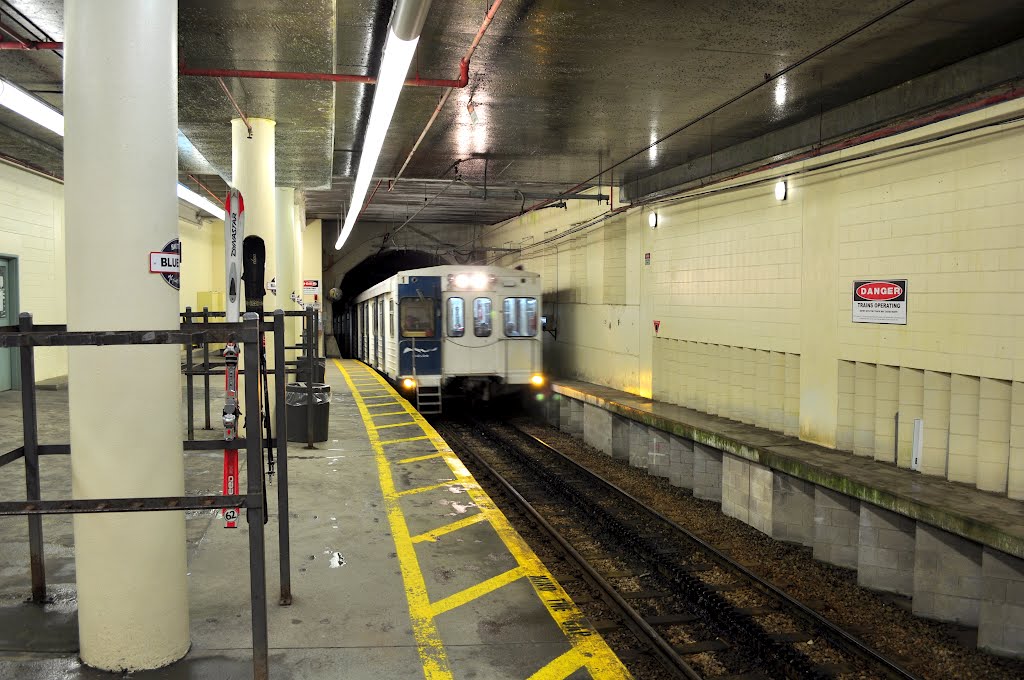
[337,359,631,680]
[373,410,410,417]
[376,420,419,430]
[398,452,445,464]
[363,395,398,402]
[397,480,468,497]
[526,649,589,680]
[337,361,453,680]
[367,401,402,409]
[380,435,432,445]
[411,512,488,544]
[429,566,526,617]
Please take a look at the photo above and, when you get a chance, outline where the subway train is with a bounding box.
[348,264,545,413]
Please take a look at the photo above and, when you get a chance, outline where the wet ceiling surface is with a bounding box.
[1,0,1023,226]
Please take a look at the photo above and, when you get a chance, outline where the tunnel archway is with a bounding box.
[330,249,446,358]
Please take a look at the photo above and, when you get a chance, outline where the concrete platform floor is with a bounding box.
[0,360,626,679]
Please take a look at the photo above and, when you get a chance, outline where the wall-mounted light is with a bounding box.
[0,77,63,136]
[774,179,788,201]
[648,211,658,229]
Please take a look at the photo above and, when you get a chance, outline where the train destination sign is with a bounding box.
[853,279,907,325]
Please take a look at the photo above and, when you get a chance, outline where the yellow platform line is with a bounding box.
[363,395,397,402]
[367,401,401,409]
[376,420,419,430]
[336,360,453,680]
[337,359,630,679]
[381,434,432,445]
[397,480,464,497]
[527,649,588,680]
[411,512,488,544]
[430,566,526,617]
[398,452,445,464]
[373,410,410,417]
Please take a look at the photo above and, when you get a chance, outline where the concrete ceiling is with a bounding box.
[1,1,1023,229]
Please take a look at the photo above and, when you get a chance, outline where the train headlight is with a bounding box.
[530,374,545,387]
[402,378,416,390]
[454,273,469,288]
[470,272,488,289]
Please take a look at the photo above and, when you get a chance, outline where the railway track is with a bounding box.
[437,418,921,680]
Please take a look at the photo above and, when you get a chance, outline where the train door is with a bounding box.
[398,276,441,377]
[0,257,15,391]
[377,297,385,370]
[372,298,378,367]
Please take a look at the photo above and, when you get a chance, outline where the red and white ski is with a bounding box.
[222,188,244,528]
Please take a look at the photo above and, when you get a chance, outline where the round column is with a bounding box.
[64,0,189,670]
[275,187,301,349]
[232,117,277,313]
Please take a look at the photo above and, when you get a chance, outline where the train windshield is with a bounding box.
[473,298,492,337]
[447,297,465,337]
[502,297,538,337]
[400,297,435,337]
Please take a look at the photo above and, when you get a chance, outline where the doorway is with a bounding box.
[0,256,15,391]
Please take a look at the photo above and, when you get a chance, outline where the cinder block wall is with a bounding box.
[487,99,1024,498]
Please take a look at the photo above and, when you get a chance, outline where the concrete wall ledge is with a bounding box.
[552,380,1024,560]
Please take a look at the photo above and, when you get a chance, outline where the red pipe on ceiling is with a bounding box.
[178,59,470,89]
[0,41,61,50]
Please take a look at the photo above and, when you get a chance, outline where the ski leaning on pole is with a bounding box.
[222,189,244,529]
[242,234,274,525]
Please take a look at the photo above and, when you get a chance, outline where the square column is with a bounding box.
[772,475,815,546]
[669,436,694,489]
[628,421,648,469]
[813,488,860,568]
[611,415,631,461]
[722,453,750,523]
[979,547,1024,658]
[913,524,983,625]
[583,403,613,455]
[648,430,671,478]
[693,443,723,502]
[857,504,916,596]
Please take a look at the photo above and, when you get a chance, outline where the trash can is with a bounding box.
[296,356,326,384]
[286,382,331,442]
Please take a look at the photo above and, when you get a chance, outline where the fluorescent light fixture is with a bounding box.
[336,27,419,250]
[0,76,224,219]
[648,211,658,229]
[177,183,225,220]
[0,77,63,136]
[774,76,787,107]
[774,179,788,201]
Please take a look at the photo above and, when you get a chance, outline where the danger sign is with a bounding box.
[303,279,319,295]
[853,279,907,325]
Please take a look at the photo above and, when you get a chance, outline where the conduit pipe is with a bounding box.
[389,0,504,190]
[0,40,61,50]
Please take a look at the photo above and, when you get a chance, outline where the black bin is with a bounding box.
[296,356,326,384]
[286,382,331,442]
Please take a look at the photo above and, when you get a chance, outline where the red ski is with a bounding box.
[222,188,244,528]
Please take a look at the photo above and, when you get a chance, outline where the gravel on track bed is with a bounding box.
[514,416,1024,680]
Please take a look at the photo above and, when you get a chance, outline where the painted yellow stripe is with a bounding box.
[526,649,588,680]
[398,452,445,464]
[397,480,468,497]
[367,400,401,408]
[411,512,488,544]
[337,358,631,679]
[373,410,410,417]
[381,435,432,445]
[336,360,453,679]
[429,566,526,617]
[363,395,398,402]
[376,420,419,430]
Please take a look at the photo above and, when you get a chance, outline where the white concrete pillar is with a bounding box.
[275,186,301,349]
[64,0,189,670]
[231,117,277,313]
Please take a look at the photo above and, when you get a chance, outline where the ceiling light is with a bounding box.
[774,180,788,201]
[0,77,63,136]
[0,75,224,219]
[774,77,787,107]
[177,183,225,220]
[648,211,658,229]
[335,27,420,251]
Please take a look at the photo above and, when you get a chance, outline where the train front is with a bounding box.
[398,266,544,404]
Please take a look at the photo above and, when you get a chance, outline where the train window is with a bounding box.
[400,297,434,337]
[502,297,538,337]
[447,298,465,337]
[389,299,395,337]
[473,298,492,337]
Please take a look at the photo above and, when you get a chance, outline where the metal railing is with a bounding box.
[0,310,303,680]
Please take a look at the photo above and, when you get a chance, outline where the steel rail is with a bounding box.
[516,427,921,680]
[438,421,703,680]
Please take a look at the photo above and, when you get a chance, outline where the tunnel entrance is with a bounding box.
[330,249,446,358]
